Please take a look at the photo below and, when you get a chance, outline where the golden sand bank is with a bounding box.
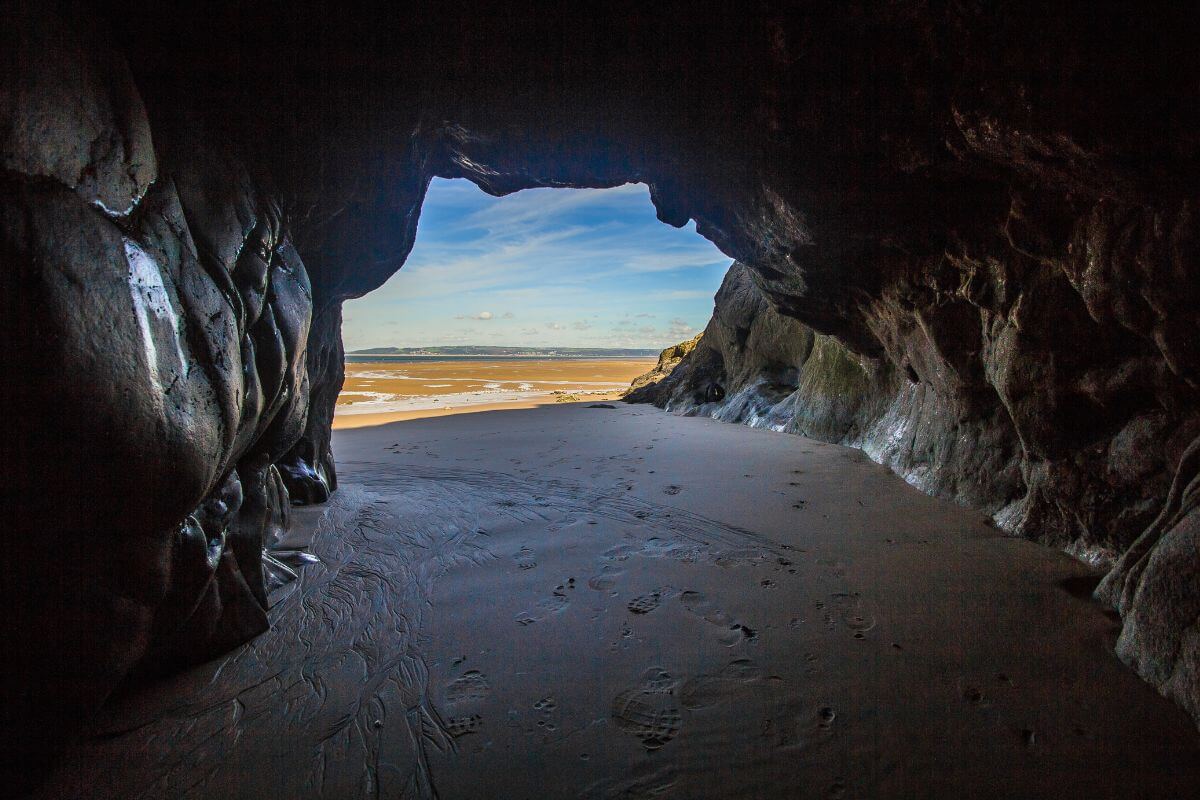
[332,358,656,429]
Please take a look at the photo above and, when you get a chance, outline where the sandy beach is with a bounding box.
[38,404,1200,799]
[334,358,655,428]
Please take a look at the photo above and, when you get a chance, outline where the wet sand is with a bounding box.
[334,358,654,429]
[37,404,1200,799]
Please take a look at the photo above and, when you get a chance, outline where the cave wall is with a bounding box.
[0,2,316,784]
[3,0,1200,784]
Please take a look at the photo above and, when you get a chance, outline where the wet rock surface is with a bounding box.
[5,0,1200,788]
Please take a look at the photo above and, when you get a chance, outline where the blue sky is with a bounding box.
[341,178,731,350]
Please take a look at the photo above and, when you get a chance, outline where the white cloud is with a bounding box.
[667,318,695,339]
[650,290,715,301]
[572,320,592,331]
[455,311,494,320]
[546,322,566,331]
[622,251,728,273]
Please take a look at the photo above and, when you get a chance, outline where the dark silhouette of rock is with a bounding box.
[4,0,1200,789]
[1,3,313,788]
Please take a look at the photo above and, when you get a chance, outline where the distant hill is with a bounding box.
[348,345,659,358]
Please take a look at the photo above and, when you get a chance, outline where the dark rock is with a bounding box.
[1,5,313,788]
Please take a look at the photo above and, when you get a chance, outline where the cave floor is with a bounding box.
[39,403,1200,799]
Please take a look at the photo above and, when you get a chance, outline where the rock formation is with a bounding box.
[1,2,314,786]
[3,0,1200,788]
[625,333,704,400]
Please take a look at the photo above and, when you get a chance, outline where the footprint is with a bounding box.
[722,657,762,681]
[713,548,766,568]
[680,590,756,645]
[639,667,678,693]
[517,594,569,625]
[514,546,537,570]
[680,658,769,710]
[663,485,682,496]
[679,674,732,710]
[603,543,640,562]
[611,668,682,750]
[534,697,557,714]
[585,566,624,592]
[720,624,758,646]
[444,714,483,738]
[627,590,663,615]
[544,594,569,610]
[446,671,490,703]
[680,591,733,627]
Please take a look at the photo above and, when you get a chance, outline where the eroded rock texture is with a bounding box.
[4,0,1200,787]
[1,3,313,788]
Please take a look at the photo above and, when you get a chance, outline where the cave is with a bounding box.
[3,1,1200,797]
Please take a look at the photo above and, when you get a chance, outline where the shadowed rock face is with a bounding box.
[1,2,313,785]
[3,0,1200,786]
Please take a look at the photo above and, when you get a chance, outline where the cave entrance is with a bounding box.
[333,177,729,428]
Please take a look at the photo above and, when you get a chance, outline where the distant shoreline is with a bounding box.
[334,356,654,428]
[345,354,657,363]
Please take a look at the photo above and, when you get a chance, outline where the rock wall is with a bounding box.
[1,3,314,788]
[4,0,1200,786]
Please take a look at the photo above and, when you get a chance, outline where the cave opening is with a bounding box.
[333,177,728,428]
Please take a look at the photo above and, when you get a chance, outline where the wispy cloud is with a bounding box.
[667,317,696,338]
[341,178,729,350]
